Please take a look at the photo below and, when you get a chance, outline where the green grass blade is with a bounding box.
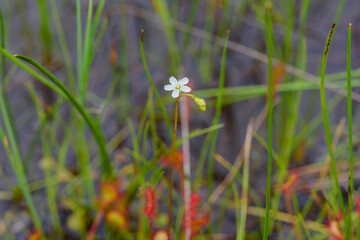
[76,0,83,87]
[239,121,253,239]
[345,23,354,240]
[0,83,43,233]
[232,183,241,240]
[263,2,274,239]
[319,23,344,212]
[80,0,93,104]
[0,9,5,80]
[49,0,76,91]
[36,0,53,61]
[0,9,20,146]
[27,83,61,232]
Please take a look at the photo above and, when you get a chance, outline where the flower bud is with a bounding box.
[194,97,206,111]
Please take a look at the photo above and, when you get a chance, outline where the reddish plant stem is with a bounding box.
[167,96,180,238]
[86,202,108,240]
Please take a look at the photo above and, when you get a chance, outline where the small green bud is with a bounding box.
[194,97,206,111]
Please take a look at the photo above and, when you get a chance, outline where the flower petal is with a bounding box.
[179,77,189,85]
[172,89,180,98]
[169,76,177,86]
[180,86,191,92]
[164,84,174,91]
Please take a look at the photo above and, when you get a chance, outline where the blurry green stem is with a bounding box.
[346,23,353,240]
[168,96,180,237]
[263,3,274,239]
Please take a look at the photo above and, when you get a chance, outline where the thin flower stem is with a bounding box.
[168,96,180,237]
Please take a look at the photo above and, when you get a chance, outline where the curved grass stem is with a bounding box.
[263,3,274,239]
[0,49,114,179]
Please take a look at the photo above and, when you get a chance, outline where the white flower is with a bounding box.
[164,76,192,98]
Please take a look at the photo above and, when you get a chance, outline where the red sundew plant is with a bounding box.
[141,185,157,220]
[184,193,209,238]
[139,184,158,239]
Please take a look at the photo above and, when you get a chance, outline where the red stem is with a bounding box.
[86,203,107,240]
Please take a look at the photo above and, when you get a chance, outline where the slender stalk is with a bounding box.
[239,120,254,239]
[232,183,241,240]
[0,9,5,79]
[86,202,107,240]
[76,0,83,84]
[167,96,180,237]
[319,23,345,211]
[0,85,43,233]
[263,3,274,239]
[346,23,353,240]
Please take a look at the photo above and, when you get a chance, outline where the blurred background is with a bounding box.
[0,0,359,239]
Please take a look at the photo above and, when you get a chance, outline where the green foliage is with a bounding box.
[0,0,359,239]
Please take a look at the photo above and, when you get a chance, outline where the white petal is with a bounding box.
[172,89,180,98]
[164,84,174,91]
[179,77,189,85]
[169,76,177,86]
[180,86,191,92]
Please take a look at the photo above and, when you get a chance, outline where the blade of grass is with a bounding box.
[232,182,241,240]
[76,0,83,86]
[263,2,274,239]
[49,0,76,91]
[319,23,345,212]
[239,119,254,239]
[0,9,20,149]
[345,23,353,240]
[0,84,42,234]
[119,0,130,122]
[0,9,4,79]
[26,82,61,233]
[36,0,52,62]
[80,0,93,104]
